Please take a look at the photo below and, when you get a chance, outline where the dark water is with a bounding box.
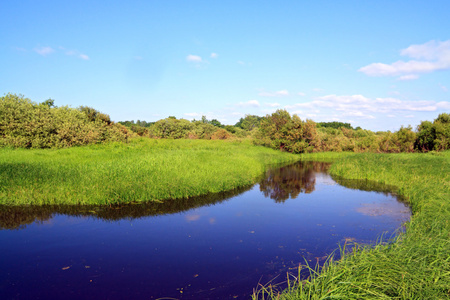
[0,162,410,300]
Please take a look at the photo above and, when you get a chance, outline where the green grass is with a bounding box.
[253,151,450,299]
[0,138,299,205]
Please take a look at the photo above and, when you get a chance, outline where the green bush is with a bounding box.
[0,93,130,148]
[415,113,450,151]
[254,109,318,153]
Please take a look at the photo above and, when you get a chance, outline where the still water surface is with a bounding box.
[0,162,410,299]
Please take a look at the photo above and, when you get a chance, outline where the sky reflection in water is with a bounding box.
[0,162,410,299]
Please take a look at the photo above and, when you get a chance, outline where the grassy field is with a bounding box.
[0,138,299,205]
[254,151,450,299]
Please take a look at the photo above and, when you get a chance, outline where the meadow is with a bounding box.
[254,151,450,299]
[0,138,298,205]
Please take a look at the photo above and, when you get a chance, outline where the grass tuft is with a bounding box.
[0,138,299,205]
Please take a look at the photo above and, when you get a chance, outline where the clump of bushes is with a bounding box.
[253,109,318,153]
[415,113,450,151]
[0,93,131,148]
[121,116,240,140]
[253,109,449,154]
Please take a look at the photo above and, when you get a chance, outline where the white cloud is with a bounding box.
[265,102,281,107]
[237,100,260,107]
[359,40,450,79]
[297,92,306,96]
[34,46,54,56]
[184,112,202,117]
[284,94,447,124]
[186,54,202,63]
[398,74,419,81]
[343,111,375,119]
[237,61,245,65]
[258,90,289,97]
[436,101,450,109]
[210,53,218,58]
[51,46,89,60]
[312,88,324,92]
[440,84,448,92]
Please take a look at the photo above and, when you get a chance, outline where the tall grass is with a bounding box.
[0,138,299,205]
[253,151,450,299]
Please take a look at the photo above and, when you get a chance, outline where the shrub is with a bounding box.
[0,93,130,148]
[254,109,317,153]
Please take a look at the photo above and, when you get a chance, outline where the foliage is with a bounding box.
[119,119,154,128]
[235,114,266,131]
[254,109,318,153]
[415,113,450,151]
[0,93,130,148]
[317,121,353,130]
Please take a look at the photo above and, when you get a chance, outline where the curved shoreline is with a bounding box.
[254,151,450,299]
[0,139,299,206]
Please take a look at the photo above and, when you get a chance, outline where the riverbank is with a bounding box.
[0,138,299,205]
[254,151,450,299]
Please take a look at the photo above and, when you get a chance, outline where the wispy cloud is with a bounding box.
[34,46,55,56]
[398,74,419,81]
[297,92,306,96]
[359,40,450,79]
[237,100,260,107]
[210,53,218,58]
[186,54,203,63]
[184,112,202,117]
[78,54,89,60]
[60,47,89,60]
[265,102,281,107]
[33,46,89,59]
[285,94,446,119]
[258,90,289,97]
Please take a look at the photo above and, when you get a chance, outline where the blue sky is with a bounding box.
[2,1,449,131]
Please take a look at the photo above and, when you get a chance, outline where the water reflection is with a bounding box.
[259,161,329,202]
[0,161,411,299]
[0,185,252,230]
[0,162,408,231]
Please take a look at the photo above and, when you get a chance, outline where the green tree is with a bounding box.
[255,109,317,153]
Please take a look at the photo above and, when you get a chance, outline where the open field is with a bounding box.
[0,138,298,205]
[254,151,450,299]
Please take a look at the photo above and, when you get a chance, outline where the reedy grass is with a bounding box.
[0,138,299,205]
[253,151,450,299]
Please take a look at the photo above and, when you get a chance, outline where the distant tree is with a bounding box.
[317,121,353,130]
[40,99,56,108]
[235,115,265,131]
[209,119,224,128]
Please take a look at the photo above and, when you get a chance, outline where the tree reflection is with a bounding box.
[259,161,330,203]
[0,185,252,230]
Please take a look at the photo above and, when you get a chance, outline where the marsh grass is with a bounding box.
[254,151,450,299]
[0,138,298,205]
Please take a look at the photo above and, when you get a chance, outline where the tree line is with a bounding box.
[1,93,449,152]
